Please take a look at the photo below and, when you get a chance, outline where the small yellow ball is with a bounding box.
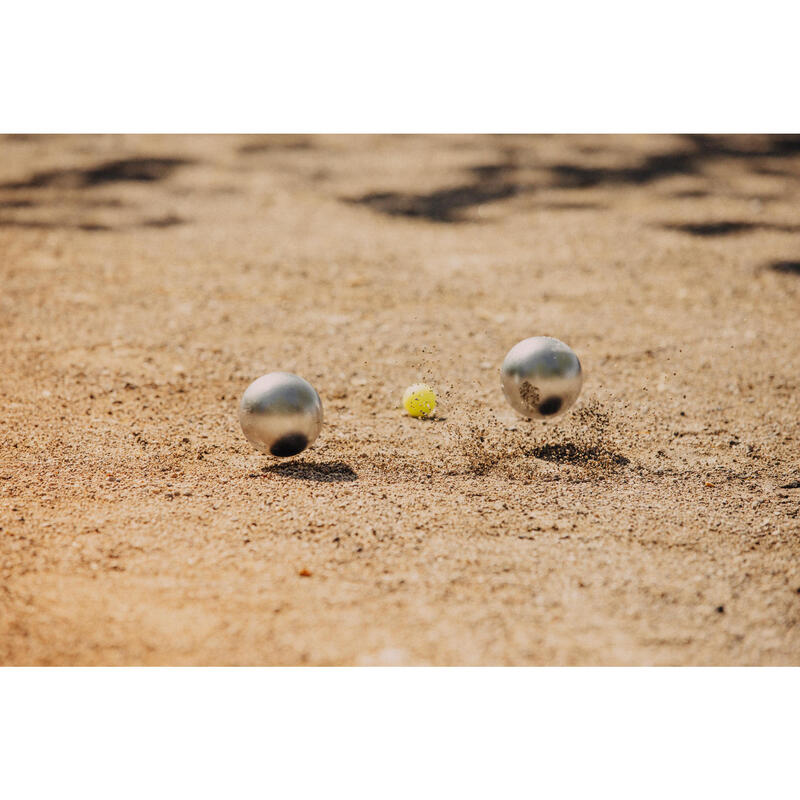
[403,383,437,418]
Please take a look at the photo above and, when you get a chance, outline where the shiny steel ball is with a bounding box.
[500,336,583,420]
[239,372,323,457]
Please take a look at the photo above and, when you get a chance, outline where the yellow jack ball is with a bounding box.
[403,383,437,418]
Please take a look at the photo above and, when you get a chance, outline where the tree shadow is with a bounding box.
[258,460,358,482]
[0,218,113,231]
[664,221,800,237]
[538,201,606,211]
[670,189,711,199]
[0,199,35,209]
[1,157,192,190]
[685,134,800,159]
[345,135,800,224]
[238,135,313,154]
[140,214,186,228]
[549,152,696,189]
[769,260,800,275]
[548,135,800,191]
[0,215,188,232]
[346,180,522,223]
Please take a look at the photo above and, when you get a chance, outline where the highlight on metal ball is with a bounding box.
[500,336,583,420]
[238,372,323,458]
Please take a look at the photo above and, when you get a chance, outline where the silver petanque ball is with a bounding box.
[239,372,323,457]
[500,336,583,420]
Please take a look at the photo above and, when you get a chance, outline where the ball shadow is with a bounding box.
[259,460,358,483]
[524,442,629,467]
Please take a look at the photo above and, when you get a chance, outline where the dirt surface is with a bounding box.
[1,134,799,665]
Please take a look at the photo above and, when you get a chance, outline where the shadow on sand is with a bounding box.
[258,460,358,483]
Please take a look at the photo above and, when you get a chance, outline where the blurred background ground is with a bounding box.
[0,134,798,665]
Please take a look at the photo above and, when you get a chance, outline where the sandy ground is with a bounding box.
[1,134,799,666]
